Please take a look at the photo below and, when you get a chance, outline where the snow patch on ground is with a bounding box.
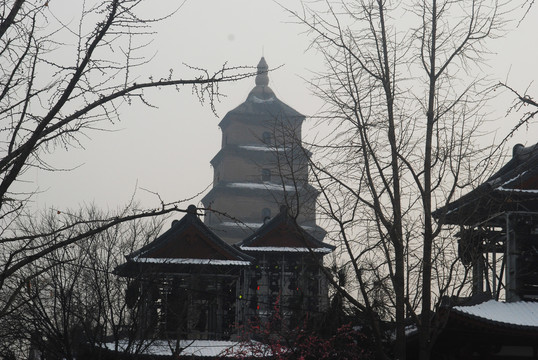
[102,339,271,357]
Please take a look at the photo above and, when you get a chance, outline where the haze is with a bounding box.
[28,0,538,214]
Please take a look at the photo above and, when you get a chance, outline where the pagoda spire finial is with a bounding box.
[255,57,269,87]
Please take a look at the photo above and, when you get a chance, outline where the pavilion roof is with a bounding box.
[236,205,334,254]
[452,299,538,330]
[115,205,253,276]
[435,142,538,225]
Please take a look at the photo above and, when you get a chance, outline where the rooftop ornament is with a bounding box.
[249,57,275,102]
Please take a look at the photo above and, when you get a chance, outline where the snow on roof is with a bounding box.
[453,300,538,328]
[239,246,333,253]
[228,182,297,192]
[496,187,538,193]
[221,221,263,229]
[494,170,538,192]
[497,170,528,188]
[405,324,418,336]
[252,95,275,103]
[103,339,268,358]
[239,145,285,152]
[220,221,314,230]
[132,256,250,266]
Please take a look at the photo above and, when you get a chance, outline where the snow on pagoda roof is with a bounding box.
[221,221,263,229]
[239,145,286,152]
[453,300,538,328]
[103,339,269,358]
[252,95,275,103]
[228,182,297,191]
[131,256,250,266]
[220,221,314,230]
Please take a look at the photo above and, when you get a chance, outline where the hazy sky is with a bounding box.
[30,0,538,214]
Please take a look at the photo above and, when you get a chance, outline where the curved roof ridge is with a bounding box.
[237,205,334,252]
[127,205,253,263]
[453,299,538,329]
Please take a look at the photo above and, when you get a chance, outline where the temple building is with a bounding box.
[436,142,538,302]
[201,57,325,244]
[115,205,253,340]
[235,205,334,328]
[115,204,334,341]
[114,58,334,346]
[421,142,538,359]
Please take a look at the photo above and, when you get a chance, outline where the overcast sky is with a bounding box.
[30,0,538,214]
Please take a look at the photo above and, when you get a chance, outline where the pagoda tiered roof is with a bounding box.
[218,57,304,129]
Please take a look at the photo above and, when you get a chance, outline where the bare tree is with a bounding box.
[491,0,538,149]
[495,82,538,146]
[282,1,515,359]
[0,205,166,359]
[0,0,253,314]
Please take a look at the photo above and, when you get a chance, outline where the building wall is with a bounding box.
[127,257,329,341]
[213,151,309,186]
[221,117,303,148]
[133,273,239,341]
[238,253,329,331]
[206,191,318,228]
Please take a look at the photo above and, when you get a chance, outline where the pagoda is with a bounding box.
[201,57,325,244]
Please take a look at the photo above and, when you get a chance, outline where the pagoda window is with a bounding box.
[262,208,271,222]
[262,169,271,181]
[262,132,272,144]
